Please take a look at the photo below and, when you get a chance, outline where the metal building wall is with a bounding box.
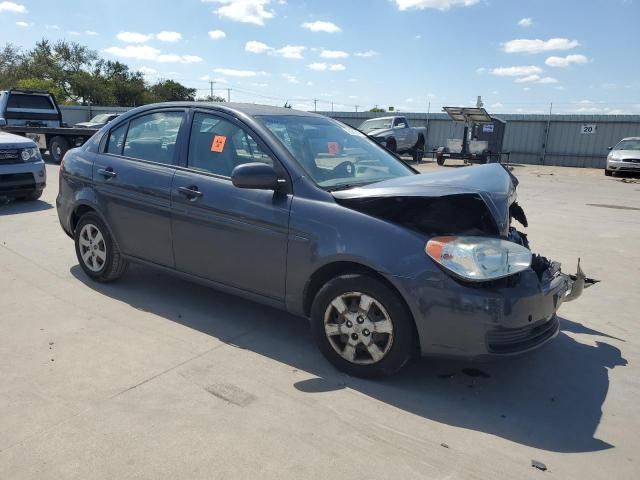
[59,105,640,169]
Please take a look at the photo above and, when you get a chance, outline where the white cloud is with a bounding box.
[104,45,202,63]
[45,24,59,30]
[68,31,81,36]
[517,17,533,27]
[214,68,266,77]
[514,74,558,84]
[276,45,304,59]
[414,34,421,39]
[306,81,313,86]
[489,65,543,77]
[301,20,340,33]
[214,77,229,83]
[117,31,153,43]
[137,66,158,75]
[394,0,479,11]
[207,0,274,26]
[0,1,26,13]
[245,41,304,58]
[307,62,346,71]
[156,31,182,42]
[320,49,349,59]
[282,73,299,83]
[245,40,271,53]
[15,20,29,27]
[545,54,589,67]
[502,38,580,54]
[208,29,226,40]
[355,50,378,57]
[85,30,98,36]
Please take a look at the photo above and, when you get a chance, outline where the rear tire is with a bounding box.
[74,212,128,282]
[412,136,425,163]
[436,156,445,166]
[310,274,416,378]
[49,136,70,164]
[604,169,612,176]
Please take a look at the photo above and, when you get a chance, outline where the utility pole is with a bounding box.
[227,88,231,102]
[541,102,553,165]
[425,101,431,152]
[355,105,359,113]
[313,98,317,112]
[331,102,334,113]
[209,80,215,98]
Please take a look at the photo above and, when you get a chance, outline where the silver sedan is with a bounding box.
[606,137,640,176]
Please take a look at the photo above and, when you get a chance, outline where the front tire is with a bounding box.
[310,274,416,378]
[18,189,43,201]
[385,138,397,154]
[604,169,613,176]
[74,212,128,282]
[412,136,425,163]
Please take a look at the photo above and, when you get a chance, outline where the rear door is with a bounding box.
[170,110,291,300]
[93,109,186,267]
[393,117,411,150]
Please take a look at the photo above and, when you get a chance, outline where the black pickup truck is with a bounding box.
[0,89,101,163]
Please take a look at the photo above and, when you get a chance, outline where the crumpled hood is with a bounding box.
[0,131,37,149]
[332,163,518,235]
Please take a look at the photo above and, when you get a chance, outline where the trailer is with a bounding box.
[0,89,100,163]
[435,107,507,166]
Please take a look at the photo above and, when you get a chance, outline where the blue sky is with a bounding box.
[2,0,639,113]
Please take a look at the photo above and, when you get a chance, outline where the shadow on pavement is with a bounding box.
[71,262,626,454]
[0,198,53,215]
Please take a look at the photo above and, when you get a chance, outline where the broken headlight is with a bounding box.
[426,236,532,282]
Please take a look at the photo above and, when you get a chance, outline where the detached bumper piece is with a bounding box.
[564,259,599,302]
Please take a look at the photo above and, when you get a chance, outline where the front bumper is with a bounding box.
[606,158,640,172]
[394,260,587,358]
[0,160,46,198]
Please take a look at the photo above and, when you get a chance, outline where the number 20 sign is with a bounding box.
[581,124,597,134]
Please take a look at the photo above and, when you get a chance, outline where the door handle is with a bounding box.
[97,167,117,178]
[178,185,203,200]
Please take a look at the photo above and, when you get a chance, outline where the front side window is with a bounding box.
[187,112,273,177]
[359,118,392,131]
[258,115,414,190]
[393,117,406,127]
[123,111,184,164]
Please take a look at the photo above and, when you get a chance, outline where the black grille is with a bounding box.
[487,316,559,354]
[0,172,35,193]
[622,158,640,163]
[0,149,21,165]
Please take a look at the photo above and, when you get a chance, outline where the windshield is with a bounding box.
[90,114,112,123]
[359,118,393,131]
[258,115,414,189]
[614,139,640,151]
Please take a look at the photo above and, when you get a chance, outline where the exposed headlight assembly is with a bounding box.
[21,147,40,162]
[426,236,532,282]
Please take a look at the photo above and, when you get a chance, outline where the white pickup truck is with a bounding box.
[359,116,426,162]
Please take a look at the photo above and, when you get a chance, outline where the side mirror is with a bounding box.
[607,146,613,150]
[0,118,6,127]
[231,162,280,190]
[397,123,407,128]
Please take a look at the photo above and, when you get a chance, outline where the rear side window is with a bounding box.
[7,94,54,110]
[123,111,184,164]
[187,112,273,178]
[106,123,128,155]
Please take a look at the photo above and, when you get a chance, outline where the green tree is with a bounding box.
[16,78,65,101]
[149,79,196,102]
[369,106,386,112]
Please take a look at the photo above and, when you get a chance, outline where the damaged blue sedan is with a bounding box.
[56,103,592,377]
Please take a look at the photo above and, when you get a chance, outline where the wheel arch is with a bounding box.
[69,202,122,252]
[302,260,420,350]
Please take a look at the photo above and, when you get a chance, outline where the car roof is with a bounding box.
[134,101,324,119]
[620,137,640,141]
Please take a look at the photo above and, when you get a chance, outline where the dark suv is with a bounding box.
[57,102,587,377]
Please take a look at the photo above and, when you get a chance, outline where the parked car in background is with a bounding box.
[74,113,121,129]
[0,89,99,163]
[0,130,46,201]
[359,116,426,162]
[57,102,590,378]
[605,137,640,176]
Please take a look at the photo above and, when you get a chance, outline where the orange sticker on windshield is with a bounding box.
[328,142,339,155]
[211,135,227,152]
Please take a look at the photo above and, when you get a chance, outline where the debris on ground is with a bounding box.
[440,443,449,449]
[531,460,548,471]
